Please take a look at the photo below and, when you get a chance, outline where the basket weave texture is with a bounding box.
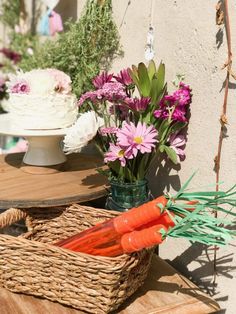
[0,204,154,314]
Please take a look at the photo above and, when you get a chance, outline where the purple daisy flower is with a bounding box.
[114,68,133,86]
[92,72,113,89]
[125,97,151,112]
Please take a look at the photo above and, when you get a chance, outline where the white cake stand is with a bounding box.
[0,113,70,174]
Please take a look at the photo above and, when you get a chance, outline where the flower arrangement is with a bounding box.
[66,60,192,184]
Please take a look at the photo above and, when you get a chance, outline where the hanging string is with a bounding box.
[119,0,131,29]
[145,0,155,61]
[213,0,235,287]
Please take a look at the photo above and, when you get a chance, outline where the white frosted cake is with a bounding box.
[6,69,78,130]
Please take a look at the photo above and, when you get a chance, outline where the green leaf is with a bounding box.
[156,62,165,92]
[159,144,165,153]
[147,60,156,80]
[137,62,151,96]
[163,146,178,164]
[150,75,159,104]
[128,68,141,93]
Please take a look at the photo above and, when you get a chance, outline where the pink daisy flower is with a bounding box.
[117,121,158,157]
[104,143,132,167]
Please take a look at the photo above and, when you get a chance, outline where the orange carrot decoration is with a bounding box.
[64,224,167,257]
[55,195,168,249]
[55,174,236,257]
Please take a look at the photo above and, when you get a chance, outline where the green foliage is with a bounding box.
[166,174,236,246]
[20,0,122,98]
[129,60,166,107]
[0,0,41,74]
[0,0,21,30]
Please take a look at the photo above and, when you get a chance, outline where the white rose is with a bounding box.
[63,111,104,154]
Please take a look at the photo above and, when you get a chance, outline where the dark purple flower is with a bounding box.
[109,103,129,120]
[114,68,133,86]
[92,71,113,89]
[0,48,21,64]
[125,97,151,112]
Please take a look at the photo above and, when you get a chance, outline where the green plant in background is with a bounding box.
[0,0,40,74]
[20,0,122,99]
[0,0,22,30]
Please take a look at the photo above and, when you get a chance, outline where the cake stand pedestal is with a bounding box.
[0,114,69,174]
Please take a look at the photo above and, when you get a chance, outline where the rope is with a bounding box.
[0,208,27,229]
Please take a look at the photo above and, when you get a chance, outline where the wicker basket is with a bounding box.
[0,204,154,314]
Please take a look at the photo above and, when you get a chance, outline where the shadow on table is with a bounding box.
[4,153,104,172]
[116,255,219,313]
[81,173,108,190]
[163,242,236,313]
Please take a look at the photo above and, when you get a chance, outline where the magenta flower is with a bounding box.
[117,121,158,157]
[173,88,191,106]
[92,72,113,89]
[125,97,151,112]
[104,143,132,167]
[168,133,186,162]
[114,68,133,86]
[154,82,192,122]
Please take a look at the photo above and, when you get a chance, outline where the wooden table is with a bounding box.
[0,255,220,314]
[0,152,108,209]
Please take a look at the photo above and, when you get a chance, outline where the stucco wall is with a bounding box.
[76,1,236,312]
[1,0,235,312]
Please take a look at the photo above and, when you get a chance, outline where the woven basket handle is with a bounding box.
[0,208,27,229]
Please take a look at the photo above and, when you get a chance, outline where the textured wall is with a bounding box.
[86,0,236,312]
[1,0,235,312]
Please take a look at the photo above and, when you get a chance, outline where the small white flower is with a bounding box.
[63,111,104,154]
